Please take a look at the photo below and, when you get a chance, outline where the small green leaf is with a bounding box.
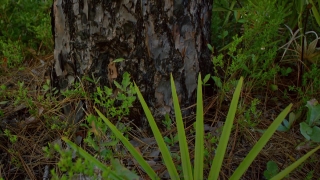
[0,101,8,105]
[114,81,123,90]
[222,30,228,38]
[288,112,295,125]
[203,74,211,85]
[207,44,213,52]
[270,84,278,91]
[121,72,131,89]
[283,119,289,128]
[113,58,125,63]
[84,76,95,83]
[43,84,49,91]
[212,76,223,89]
[277,126,288,132]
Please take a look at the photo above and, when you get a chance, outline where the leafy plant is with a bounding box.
[277,112,297,132]
[162,113,172,130]
[3,129,17,143]
[92,74,320,179]
[300,99,320,142]
[211,0,288,96]
[0,0,53,68]
[49,73,320,179]
[0,39,23,68]
[52,138,134,180]
[93,72,136,120]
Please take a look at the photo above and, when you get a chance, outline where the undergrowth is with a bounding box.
[0,0,320,179]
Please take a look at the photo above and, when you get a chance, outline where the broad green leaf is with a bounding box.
[208,77,243,180]
[263,161,279,180]
[305,100,320,125]
[230,103,292,179]
[300,122,313,140]
[94,107,158,179]
[61,137,122,180]
[310,126,320,142]
[271,145,320,180]
[194,73,204,180]
[171,74,192,180]
[134,83,179,179]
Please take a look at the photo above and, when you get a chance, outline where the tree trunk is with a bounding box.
[52,0,212,125]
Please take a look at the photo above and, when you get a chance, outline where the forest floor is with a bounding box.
[0,53,319,179]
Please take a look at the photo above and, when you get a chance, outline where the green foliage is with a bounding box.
[3,129,17,143]
[211,0,289,94]
[93,72,136,120]
[0,39,23,68]
[305,170,314,180]
[52,139,130,180]
[233,1,283,84]
[0,0,53,67]
[88,74,317,180]
[271,145,320,180]
[264,161,279,180]
[277,112,297,132]
[242,98,261,128]
[61,82,87,98]
[162,113,172,130]
[51,72,137,179]
[300,99,320,142]
[12,81,36,115]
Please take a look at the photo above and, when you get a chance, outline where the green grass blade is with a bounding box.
[230,103,293,179]
[170,74,193,180]
[194,74,204,180]
[223,0,236,27]
[270,145,320,180]
[208,77,244,180]
[134,83,180,179]
[94,107,159,179]
[61,137,122,180]
[309,0,320,26]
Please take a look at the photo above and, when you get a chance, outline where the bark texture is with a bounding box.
[52,0,212,123]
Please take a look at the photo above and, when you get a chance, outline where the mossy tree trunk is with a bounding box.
[52,0,212,125]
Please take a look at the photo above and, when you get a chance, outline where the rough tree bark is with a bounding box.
[52,0,212,126]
